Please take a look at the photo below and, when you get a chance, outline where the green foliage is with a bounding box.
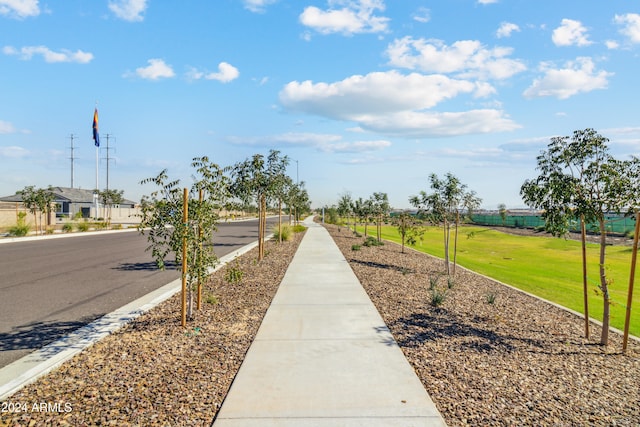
[323,206,339,225]
[393,211,424,253]
[77,221,90,232]
[224,261,244,285]
[9,212,30,236]
[362,235,384,247]
[485,292,497,304]
[447,276,455,289]
[430,288,447,307]
[272,223,292,241]
[351,244,361,251]
[292,224,307,233]
[62,222,74,233]
[205,293,219,305]
[429,274,439,290]
[520,128,640,344]
[17,185,55,235]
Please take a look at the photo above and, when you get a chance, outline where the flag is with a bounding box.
[92,108,100,147]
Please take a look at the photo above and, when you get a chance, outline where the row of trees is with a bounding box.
[138,150,311,325]
[329,129,638,348]
[332,172,482,276]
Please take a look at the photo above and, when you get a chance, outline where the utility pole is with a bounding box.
[102,134,116,192]
[68,134,76,188]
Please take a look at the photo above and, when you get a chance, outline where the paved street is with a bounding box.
[0,217,280,368]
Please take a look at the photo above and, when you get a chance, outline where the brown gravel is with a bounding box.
[0,231,305,427]
[323,223,640,426]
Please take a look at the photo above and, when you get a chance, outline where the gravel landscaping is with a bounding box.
[2,221,639,426]
[0,231,305,427]
[323,223,640,426]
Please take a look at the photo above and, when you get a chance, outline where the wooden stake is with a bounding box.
[581,215,590,339]
[623,211,639,352]
[181,187,188,327]
[197,189,203,311]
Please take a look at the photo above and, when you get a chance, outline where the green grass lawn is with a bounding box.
[351,223,639,338]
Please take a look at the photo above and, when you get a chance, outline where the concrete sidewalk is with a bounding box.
[213,218,446,426]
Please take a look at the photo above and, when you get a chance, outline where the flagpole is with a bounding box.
[93,105,100,219]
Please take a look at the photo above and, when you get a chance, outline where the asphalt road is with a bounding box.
[0,217,281,369]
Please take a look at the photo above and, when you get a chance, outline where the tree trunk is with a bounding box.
[598,217,610,345]
[258,195,263,261]
[260,195,267,259]
[453,211,460,276]
[580,215,590,339]
[443,217,450,275]
[278,199,282,243]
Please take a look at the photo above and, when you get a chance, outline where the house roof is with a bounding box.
[0,187,137,206]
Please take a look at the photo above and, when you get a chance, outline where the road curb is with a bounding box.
[0,236,268,401]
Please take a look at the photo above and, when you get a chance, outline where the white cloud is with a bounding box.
[605,40,619,50]
[496,22,520,38]
[3,45,93,63]
[206,62,239,83]
[228,132,391,153]
[299,0,389,35]
[0,120,16,134]
[386,37,526,80]
[614,13,640,44]
[280,70,480,118]
[552,18,592,47]
[280,70,519,138]
[133,58,175,80]
[0,0,39,18]
[523,57,612,99]
[412,7,430,23]
[477,0,498,4]
[242,0,277,13]
[0,145,29,158]
[357,109,520,137]
[108,0,148,22]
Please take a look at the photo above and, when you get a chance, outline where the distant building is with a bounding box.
[0,187,140,228]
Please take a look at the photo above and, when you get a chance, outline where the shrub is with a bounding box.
[363,236,384,247]
[292,224,307,233]
[351,244,361,251]
[485,292,497,304]
[205,293,219,305]
[77,221,90,232]
[428,275,439,290]
[225,261,244,284]
[9,212,30,237]
[272,223,292,241]
[62,223,74,233]
[447,276,455,289]
[430,289,447,307]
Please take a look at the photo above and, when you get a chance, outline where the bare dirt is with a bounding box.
[324,223,640,426]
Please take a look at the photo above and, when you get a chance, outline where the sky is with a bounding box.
[1,0,639,210]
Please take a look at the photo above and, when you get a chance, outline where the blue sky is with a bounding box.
[1,0,639,210]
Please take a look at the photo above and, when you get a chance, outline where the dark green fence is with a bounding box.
[471,214,637,235]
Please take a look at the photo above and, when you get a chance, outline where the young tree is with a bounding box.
[370,192,390,243]
[17,186,55,235]
[337,192,353,230]
[98,189,124,226]
[265,150,290,243]
[498,203,507,226]
[521,129,634,345]
[393,210,424,253]
[410,173,470,275]
[138,156,226,324]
